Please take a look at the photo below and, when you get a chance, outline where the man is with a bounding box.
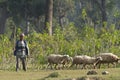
[14,33,29,71]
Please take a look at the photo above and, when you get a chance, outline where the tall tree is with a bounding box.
[101,0,107,22]
[45,0,53,36]
[0,2,9,34]
[93,0,107,25]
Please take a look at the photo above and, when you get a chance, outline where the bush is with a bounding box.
[47,72,59,78]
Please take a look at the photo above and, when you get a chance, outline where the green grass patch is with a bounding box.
[0,68,120,80]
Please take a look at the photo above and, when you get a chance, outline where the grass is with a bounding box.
[0,68,120,80]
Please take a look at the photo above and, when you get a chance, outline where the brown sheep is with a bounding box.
[95,53,120,68]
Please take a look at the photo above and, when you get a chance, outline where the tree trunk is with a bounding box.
[101,0,107,23]
[0,3,8,34]
[94,0,107,27]
[45,0,53,36]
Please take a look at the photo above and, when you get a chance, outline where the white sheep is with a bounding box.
[95,53,120,68]
[47,54,70,69]
[71,55,102,69]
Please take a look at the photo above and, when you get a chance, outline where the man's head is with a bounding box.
[20,33,25,40]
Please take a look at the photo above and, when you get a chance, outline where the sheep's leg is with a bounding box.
[65,61,69,69]
[71,64,77,69]
[82,64,86,69]
[87,64,93,69]
[47,63,50,69]
[58,63,63,70]
[79,64,81,69]
[47,63,53,69]
[70,63,76,68]
[62,63,65,69]
[54,64,57,69]
[48,63,54,69]
[107,63,110,68]
[76,64,78,69]
[46,63,49,69]
[51,64,54,69]
[89,64,93,69]
[93,65,95,69]
[62,64,65,69]
[94,59,100,69]
[68,64,71,69]
[70,63,74,68]
[84,64,87,69]
[77,64,80,69]
[64,63,68,69]
[114,62,116,68]
[49,63,53,69]
[96,63,101,69]
[99,63,101,69]
[94,62,99,69]
[93,63,98,69]
[64,64,67,69]
[93,63,97,69]
[60,59,66,69]
[70,63,76,69]
[111,62,116,68]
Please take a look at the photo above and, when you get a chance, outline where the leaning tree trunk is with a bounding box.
[45,0,53,36]
[0,3,8,34]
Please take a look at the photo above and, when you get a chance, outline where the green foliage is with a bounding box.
[21,23,120,62]
[1,23,120,69]
[82,9,87,20]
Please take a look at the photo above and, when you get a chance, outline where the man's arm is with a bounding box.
[24,40,29,56]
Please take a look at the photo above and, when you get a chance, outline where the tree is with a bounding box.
[101,0,107,22]
[45,0,53,36]
[94,0,107,26]
[8,0,46,33]
[0,1,9,34]
[54,0,75,28]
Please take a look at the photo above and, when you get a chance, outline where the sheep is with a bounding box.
[95,53,120,68]
[47,54,70,69]
[70,55,84,68]
[58,55,72,69]
[71,55,102,69]
[82,55,102,69]
[61,56,73,68]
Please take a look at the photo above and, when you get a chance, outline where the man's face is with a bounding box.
[20,36,24,40]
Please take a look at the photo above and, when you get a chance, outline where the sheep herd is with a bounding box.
[46,53,120,69]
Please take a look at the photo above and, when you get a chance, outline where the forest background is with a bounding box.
[0,0,120,70]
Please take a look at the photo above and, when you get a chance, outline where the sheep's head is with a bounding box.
[63,55,70,59]
[96,56,102,61]
[60,55,70,64]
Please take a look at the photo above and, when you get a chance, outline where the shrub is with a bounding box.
[47,72,59,78]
